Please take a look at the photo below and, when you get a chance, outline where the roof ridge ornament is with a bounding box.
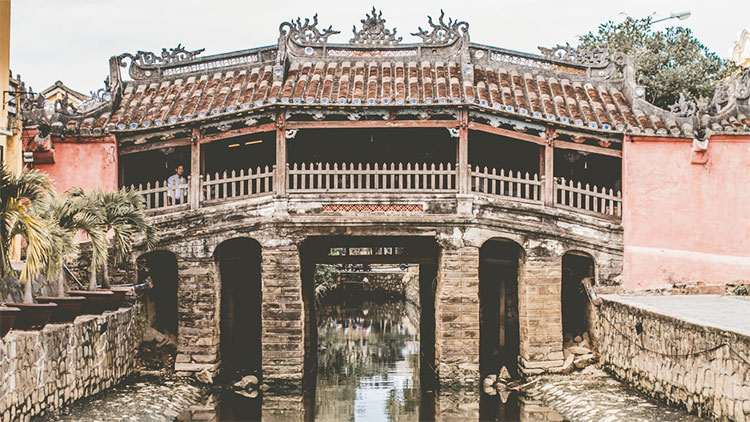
[350,8,402,46]
[538,43,609,67]
[668,93,697,118]
[411,10,468,45]
[279,13,340,45]
[124,44,205,68]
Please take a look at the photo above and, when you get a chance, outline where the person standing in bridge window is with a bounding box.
[167,164,188,205]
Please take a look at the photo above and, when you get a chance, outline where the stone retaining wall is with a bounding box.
[598,298,750,421]
[0,308,138,421]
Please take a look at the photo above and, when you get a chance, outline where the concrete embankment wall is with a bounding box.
[0,308,139,421]
[598,298,750,421]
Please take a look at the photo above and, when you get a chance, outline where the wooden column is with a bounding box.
[543,128,555,207]
[457,109,469,194]
[190,127,201,210]
[275,111,287,196]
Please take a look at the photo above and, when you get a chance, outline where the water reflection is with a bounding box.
[178,301,566,421]
[316,302,421,421]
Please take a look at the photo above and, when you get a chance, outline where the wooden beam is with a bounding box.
[554,139,622,158]
[285,119,459,130]
[189,127,201,210]
[275,112,287,196]
[468,121,546,145]
[199,122,276,144]
[119,137,191,155]
[458,110,469,194]
[544,138,554,206]
[315,255,434,265]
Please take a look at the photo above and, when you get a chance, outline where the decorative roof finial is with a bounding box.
[412,10,468,45]
[279,13,340,45]
[538,43,608,67]
[668,93,697,118]
[350,7,401,46]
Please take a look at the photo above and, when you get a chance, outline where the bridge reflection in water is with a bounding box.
[178,301,567,421]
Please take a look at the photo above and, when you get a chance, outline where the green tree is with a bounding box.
[314,264,339,303]
[578,17,736,109]
[84,188,157,290]
[0,165,55,303]
[39,190,108,297]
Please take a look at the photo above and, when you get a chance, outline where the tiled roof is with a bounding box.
[101,59,644,134]
[20,10,750,140]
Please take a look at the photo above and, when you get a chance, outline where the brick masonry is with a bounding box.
[0,308,138,422]
[138,193,623,390]
[435,245,480,386]
[598,298,750,421]
[518,240,565,374]
[174,257,222,376]
[260,241,305,391]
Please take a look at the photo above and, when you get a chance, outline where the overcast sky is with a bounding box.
[9,0,750,95]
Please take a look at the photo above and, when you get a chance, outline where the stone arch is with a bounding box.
[137,250,179,337]
[214,237,263,377]
[561,250,596,344]
[479,237,524,377]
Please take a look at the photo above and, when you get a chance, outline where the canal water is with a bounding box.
[38,300,705,421]
[34,301,712,422]
[176,300,564,421]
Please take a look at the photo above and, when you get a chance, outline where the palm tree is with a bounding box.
[84,188,157,290]
[0,165,55,303]
[38,190,108,297]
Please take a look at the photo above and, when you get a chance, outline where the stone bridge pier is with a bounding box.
[152,212,620,390]
[173,255,221,376]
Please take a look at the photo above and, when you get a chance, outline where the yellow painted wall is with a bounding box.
[1,0,21,175]
[733,29,750,68]
[1,0,10,163]
[45,89,84,106]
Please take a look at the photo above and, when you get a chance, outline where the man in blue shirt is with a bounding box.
[167,165,188,205]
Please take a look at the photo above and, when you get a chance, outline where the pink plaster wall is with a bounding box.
[622,136,750,289]
[35,139,118,194]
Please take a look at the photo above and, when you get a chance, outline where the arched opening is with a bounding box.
[479,239,522,378]
[214,238,262,377]
[299,236,438,421]
[561,251,595,345]
[137,250,178,337]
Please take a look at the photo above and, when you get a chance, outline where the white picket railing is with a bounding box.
[202,166,274,203]
[132,176,190,211]
[470,167,542,203]
[288,162,457,192]
[555,178,622,217]
[131,164,623,220]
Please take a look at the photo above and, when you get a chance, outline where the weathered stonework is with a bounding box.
[133,190,623,390]
[518,240,565,374]
[261,241,305,391]
[599,298,750,421]
[0,308,138,422]
[435,245,480,386]
[174,257,221,377]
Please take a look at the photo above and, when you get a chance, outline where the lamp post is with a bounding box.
[652,11,691,24]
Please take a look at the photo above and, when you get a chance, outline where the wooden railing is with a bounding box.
[555,178,622,217]
[288,162,457,192]
[132,164,622,219]
[202,166,274,203]
[132,176,191,211]
[470,167,542,203]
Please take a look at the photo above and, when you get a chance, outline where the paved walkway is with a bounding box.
[528,367,707,422]
[601,294,750,337]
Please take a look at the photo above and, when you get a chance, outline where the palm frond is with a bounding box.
[0,165,54,283]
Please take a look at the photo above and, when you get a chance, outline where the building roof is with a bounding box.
[40,80,89,104]
[18,9,750,141]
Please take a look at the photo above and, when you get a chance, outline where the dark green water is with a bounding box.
[178,301,558,421]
